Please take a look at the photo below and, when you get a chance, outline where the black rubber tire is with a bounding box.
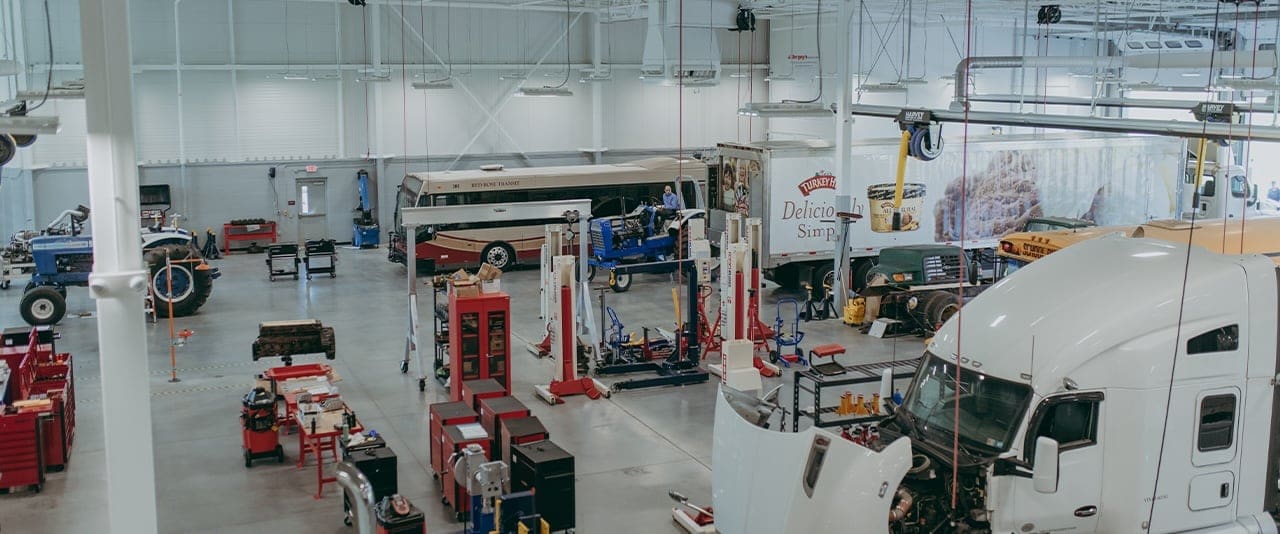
[276,445,284,463]
[851,260,876,293]
[418,379,426,392]
[146,244,213,318]
[769,350,780,364]
[922,290,962,330]
[20,286,66,326]
[812,263,835,294]
[0,280,9,290]
[0,134,15,167]
[587,264,596,282]
[610,272,632,293]
[244,450,252,468]
[480,242,516,271]
[11,134,35,148]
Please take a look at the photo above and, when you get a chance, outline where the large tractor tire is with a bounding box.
[146,244,213,318]
[20,286,66,326]
[921,290,962,331]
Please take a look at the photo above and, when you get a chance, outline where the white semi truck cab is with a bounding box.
[879,235,1280,533]
[710,233,1280,534]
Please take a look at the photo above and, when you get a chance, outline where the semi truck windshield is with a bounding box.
[903,354,1032,453]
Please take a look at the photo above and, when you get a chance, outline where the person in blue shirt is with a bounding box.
[662,185,681,210]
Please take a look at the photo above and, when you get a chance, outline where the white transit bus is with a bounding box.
[390,157,708,272]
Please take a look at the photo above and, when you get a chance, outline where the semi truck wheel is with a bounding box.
[851,260,876,293]
[147,244,213,318]
[20,286,66,326]
[922,290,962,330]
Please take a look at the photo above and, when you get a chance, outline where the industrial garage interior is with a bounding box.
[2,1,1280,533]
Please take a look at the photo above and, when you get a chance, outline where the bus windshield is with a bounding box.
[901,353,1032,453]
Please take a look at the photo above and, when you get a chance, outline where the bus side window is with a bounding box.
[681,181,697,209]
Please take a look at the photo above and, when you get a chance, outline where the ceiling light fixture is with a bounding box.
[737,102,834,118]
[412,78,454,90]
[857,82,908,93]
[514,86,574,97]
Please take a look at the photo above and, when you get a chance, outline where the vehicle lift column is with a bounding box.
[534,255,609,404]
[530,224,569,358]
[712,215,777,379]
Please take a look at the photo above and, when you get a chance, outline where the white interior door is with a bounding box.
[297,177,329,242]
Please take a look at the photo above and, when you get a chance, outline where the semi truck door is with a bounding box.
[1008,393,1104,532]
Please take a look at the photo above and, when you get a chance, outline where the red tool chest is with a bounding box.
[0,411,46,493]
[428,401,477,480]
[30,353,75,470]
[448,291,511,400]
[461,378,506,412]
[441,423,491,520]
[478,395,530,452]
[498,416,549,465]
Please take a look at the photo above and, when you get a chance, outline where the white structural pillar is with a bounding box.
[832,0,856,311]
[79,0,160,532]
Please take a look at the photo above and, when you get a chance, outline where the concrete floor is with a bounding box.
[0,247,926,533]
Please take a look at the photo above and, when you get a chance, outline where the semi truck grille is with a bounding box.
[922,254,963,284]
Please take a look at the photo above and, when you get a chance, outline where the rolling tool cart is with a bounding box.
[342,435,398,527]
[240,386,283,467]
[478,396,529,453]
[511,440,575,533]
[498,416,549,465]
[461,378,506,412]
[0,410,46,494]
[266,243,299,281]
[429,401,478,480]
[302,239,337,280]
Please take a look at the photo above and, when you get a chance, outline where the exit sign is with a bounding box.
[305,165,318,173]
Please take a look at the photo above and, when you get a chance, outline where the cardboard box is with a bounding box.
[452,280,480,298]
[476,262,503,281]
[481,279,501,293]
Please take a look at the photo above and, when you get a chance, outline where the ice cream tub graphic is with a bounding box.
[867,182,926,233]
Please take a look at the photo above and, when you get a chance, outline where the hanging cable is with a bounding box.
[785,0,823,104]
[361,4,371,157]
[427,0,452,84]
[23,0,53,113]
[399,0,408,176]
[542,0,568,89]
[952,0,976,512]
[1144,2,1227,528]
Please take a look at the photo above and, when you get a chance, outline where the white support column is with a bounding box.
[79,0,159,532]
[832,0,855,311]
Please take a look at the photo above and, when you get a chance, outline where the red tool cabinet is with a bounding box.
[0,411,45,493]
[478,395,530,452]
[440,423,491,520]
[428,401,478,480]
[448,291,511,400]
[498,416,549,465]
[461,378,506,413]
[31,354,75,470]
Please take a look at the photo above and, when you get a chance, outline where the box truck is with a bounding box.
[711,134,1185,290]
[712,231,1280,533]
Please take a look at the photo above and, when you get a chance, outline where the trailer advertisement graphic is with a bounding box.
[798,172,837,196]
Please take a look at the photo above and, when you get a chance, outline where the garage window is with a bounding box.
[1197,394,1236,452]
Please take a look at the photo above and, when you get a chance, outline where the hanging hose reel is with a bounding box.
[897,109,944,162]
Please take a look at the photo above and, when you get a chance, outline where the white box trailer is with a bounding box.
[711,134,1186,288]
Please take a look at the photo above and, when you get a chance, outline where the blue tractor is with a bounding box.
[587,204,705,292]
[11,205,218,325]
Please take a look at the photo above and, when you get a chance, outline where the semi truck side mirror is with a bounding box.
[1032,436,1060,494]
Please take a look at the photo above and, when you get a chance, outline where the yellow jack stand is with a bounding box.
[837,391,856,416]
[851,394,870,416]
